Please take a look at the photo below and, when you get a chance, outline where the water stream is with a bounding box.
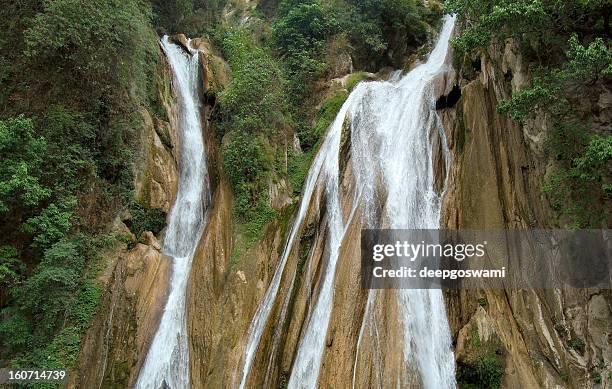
[135,36,210,389]
[239,15,457,389]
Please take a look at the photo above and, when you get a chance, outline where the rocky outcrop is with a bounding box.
[134,108,178,212]
[134,45,180,212]
[438,37,611,388]
[186,178,296,387]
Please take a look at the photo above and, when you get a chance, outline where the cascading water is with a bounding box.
[350,15,457,388]
[135,37,210,389]
[239,15,456,389]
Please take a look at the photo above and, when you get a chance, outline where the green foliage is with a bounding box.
[457,354,504,389]
[70,280,103,328]
[498,37,611,227]
[346,0,431,66]
[497,36,611,124]
[274,1,339,101]
[216,28,289,135]
[17,240,85,334]
[0,245,23,290]
[0,116,50,213]
[215,27,288,231]
[446,0,609,56]
[0,0,161,372]
[128,202,167,238]
[497,82,560,123]
[314,91,348,137]
[150,0,194,32]
[568,337,586,353]
[42,106,97,195]
[25,0,156,104]
[151,0,226,34]
[242,196,278,244]
[345,72,371,92]
[0,234,113,370]
[0,312,32,355]
[574,136,612,185]
[539,129,610,229]
[223,131,271,219]
[223,132,268,189]
[22,200,76,250]
[288,148,316,195]
[288,89,348,192]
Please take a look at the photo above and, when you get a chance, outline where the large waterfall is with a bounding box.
[239,15,457,389]
[135,37,210,389]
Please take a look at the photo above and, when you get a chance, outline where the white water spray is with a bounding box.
[135,36,210,389]
[240,15,456,389]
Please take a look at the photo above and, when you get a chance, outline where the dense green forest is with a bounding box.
[0,0,610,382]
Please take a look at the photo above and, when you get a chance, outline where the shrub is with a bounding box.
[346,0,429,66]
[22,200,75,250]
[0,245,23,290]
[223,131,271,218]
[568,338,586,353]
[457,354,504,389]
[24,0,156,105]
[273,1,339,101]
[0,116,50,213]
[127,202,167,238]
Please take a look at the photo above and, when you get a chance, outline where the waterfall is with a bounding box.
[239,15,456,389]
[135,36,210,389]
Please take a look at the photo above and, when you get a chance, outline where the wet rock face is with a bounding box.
[134,107,179,213]
[70,236,171,389]
[134,47,181,213]
[439,40,611,388]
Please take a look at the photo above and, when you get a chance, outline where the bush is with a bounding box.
[216,28,289,136]
[0,116,50,213]
[457,354,504,389]
[346,0,429,67]
[288,148,316,195]
[445,1,609,57]
[0,245,23,290]
[16,240,85,336]
[568,337,586,354]
[22,200,75,250]
[25,0,156,105]
[128,202,167,238]
[0,0,162,376]
[223,131,271,218]
[273,1,339,101]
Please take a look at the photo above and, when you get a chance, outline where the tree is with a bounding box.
[0,116,50,213]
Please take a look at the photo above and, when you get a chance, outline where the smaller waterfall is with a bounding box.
[238,118,346,389]
[135,36,210,389]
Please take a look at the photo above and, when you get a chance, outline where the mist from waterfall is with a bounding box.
[135,36,210,389]
[239,15,456,389]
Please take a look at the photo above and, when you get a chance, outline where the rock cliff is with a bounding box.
[438,37,611,388]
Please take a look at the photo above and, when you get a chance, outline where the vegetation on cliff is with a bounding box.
[0,0,160,373]
[446,0,611,227]
[208,0,441,256]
